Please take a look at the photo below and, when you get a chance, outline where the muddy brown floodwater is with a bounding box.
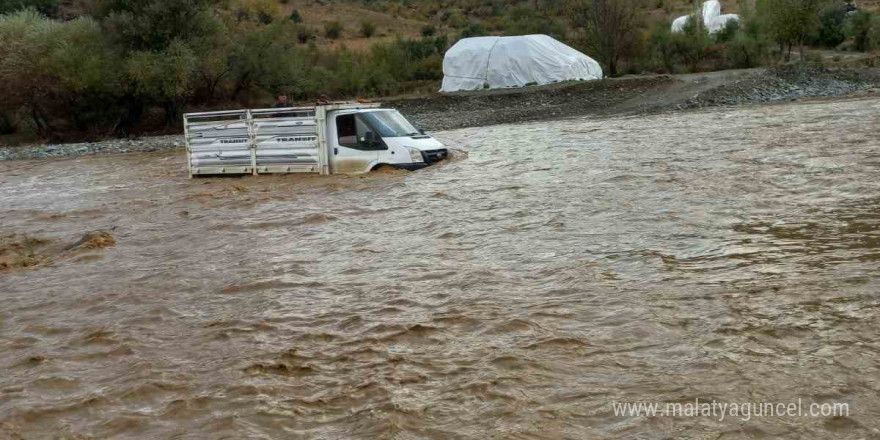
[2,98,880,439]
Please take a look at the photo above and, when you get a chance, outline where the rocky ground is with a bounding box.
[673,66,880,109]
[388,75,677,131]
[2,66,879,161]
[0,135,184,162]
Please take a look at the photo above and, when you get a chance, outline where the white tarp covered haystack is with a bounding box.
[440,34,603,93]
[671,0,739,34]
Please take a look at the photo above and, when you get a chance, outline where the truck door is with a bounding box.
[329,113,385,173]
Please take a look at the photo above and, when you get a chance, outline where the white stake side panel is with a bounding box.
[183,103,379,176]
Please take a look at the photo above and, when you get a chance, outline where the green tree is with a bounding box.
[672,15,712,71]
[95,0,218,52]
[126,39,198,124]
[714,18,740,44]
[815,3,846,47]
[570,0,643,76]
[0,9,120,136]
[726,9,771,68]
[760,0,824,60]
[229,21,306,99]
[845,10,877,52]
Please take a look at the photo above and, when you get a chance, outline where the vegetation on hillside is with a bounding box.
[1,0,879,140]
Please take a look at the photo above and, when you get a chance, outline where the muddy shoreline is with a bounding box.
[2,66,879,162]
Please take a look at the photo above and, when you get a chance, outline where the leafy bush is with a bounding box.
[713,18,739,44]
[289,9,302,23]
[296,26,315,44]
[0,10,122,136]
[846,10,876,52]
[503,4,566,38]
[324,20,342,39]
[724,15,771,68]
[459,22,486,38]
[360,20,376,38]
[421,24,435,36]
[647,22,677,72]
[0,0,57,16]
[815,4,846,48]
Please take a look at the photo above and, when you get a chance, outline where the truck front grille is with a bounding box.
[422,149,448,164]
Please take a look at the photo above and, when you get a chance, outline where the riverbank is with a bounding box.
[3,66,879,161]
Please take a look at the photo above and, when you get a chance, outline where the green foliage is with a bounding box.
[759,0,823,57]
[815,3,846,48]
[503,4,566,38]
[360,20,376,38]
[713,18,739,44]
[725,12,771,68]
[444,9,468,28]
[228,21,306,98]
[647,21,677,72]
[97,0,217,52]
[0,10,121,136]
[674,16,713,71]
[570,0,643,76]
[643,12,769,74]
[307,36,444,98]
[0,0,57,16]
[459,22,487,38]
[324,20,342,39]
[126,40,197,103]
[845,10,878,52]
[0,0,831,140]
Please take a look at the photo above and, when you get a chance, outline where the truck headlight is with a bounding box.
[407,147,424,163]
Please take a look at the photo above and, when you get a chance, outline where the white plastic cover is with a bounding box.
[671,15,690,33]
[707,14,740,33]
[671,0,739,34]
[440,35,603,92]
[702,0,721,21]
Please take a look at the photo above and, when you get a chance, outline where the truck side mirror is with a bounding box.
[419,128,425,135]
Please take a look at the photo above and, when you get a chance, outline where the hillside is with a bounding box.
[5,0,880,143]
[264,0,746,52]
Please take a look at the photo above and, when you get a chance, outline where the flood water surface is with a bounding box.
[2,98,880,439]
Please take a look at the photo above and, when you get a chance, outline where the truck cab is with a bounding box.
[329,108,448,174]
[183,103,448,177]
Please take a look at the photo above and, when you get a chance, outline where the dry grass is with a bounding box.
[279,0,429,52]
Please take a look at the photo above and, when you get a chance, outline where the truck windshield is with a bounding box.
[360,111,419,138]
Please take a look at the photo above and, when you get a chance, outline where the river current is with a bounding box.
[1,98,879,439]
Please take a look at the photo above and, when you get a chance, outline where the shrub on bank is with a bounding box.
[0,5,448,141]
[324,20,342,39]
[4,0,880,142]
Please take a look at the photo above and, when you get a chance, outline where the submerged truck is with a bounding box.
[183,102,448,177]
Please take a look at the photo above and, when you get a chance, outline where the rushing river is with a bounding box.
[1,98,879,439]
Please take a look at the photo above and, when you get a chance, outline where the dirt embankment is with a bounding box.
[3,66,880,161]
[392,66,880,131]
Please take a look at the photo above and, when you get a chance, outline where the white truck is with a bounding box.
[183,102,448,177]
